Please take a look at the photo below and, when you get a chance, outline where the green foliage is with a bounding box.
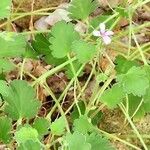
[128,91,150,120]
[115,56,139,74]
[33,118,50,138]
[65,132,91,150]
[0,80,9,97]
[49,21,80,58]
[96,73,108,83]
[4,80,41,120]
[101,84,125,108]
[32,34,50,55]
[65,60,83,79]
[17,140,42,150]
[88,110,103,126]
[68,0,97,20]
[118,66,149,97]
[71,101,86,120]
[144,86,150,102]
[115,7,128,17]
[14,125,39,144]
[127,95,145,120]
[0,32,26,57]
[31,33,68,65]
[0,0,149,148]
[24,43,38,59]
[0,0,12,19]
[45,53,67,66]
[64,131,114,150]
[87,133,115,150]
[0,117,12,143]
[0,58,14,73]
[50,117,66,135]
[72,40,96,63]
[73,115,93,134]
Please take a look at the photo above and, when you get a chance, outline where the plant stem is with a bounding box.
[96,128,141,150]
[32,57,76,86]
[120,104,148,150]
[46,64,85,119]
[44,84,70,133]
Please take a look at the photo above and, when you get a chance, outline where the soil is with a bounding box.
[12,0,68,28]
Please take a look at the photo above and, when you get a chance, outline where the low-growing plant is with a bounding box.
[0,0,150,149]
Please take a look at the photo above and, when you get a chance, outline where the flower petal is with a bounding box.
[102,36,112,45]
[105,30,114,36]
[93,30,101,37]
[99,23,105,34]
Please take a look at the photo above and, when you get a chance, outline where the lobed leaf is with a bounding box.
[68,0,97,20]
[33,118,50,138]
[4,80,41,120]
[0,58,14,73]
[65,131,91,150]
[72,40,96,63]
[0,32,26,57]
[50,117,66,136]
[115,56,139,74]
[15,125,39,144]
[100,84,125,108]
[87,133,115,150]
[73,115,93,134]
[50,21,80,58]
[17,140,41,150]
[118,66,149,97]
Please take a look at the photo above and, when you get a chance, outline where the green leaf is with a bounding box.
[71,101,86,120]
[143,66,150,102]
[45,53,67,66]
[115,6,128,17]
[15,125,39,144]
[144,86,150,102]
[33,118,50,138]
[115,56,139,74]
[96,73,108,83]
[72,40,96,63]
[50,21,80,58]
[4,80,41,120]
[65,132,91,150]
[68,0,97,20]
[32,34,50,55]
[0,73,6,80]
[118,66,149,97]
[0,117,12,143]
[50,117,66,135]
[17,140,41,150]
[24,43,38,59]
[65,60,83,79]
[143,101,150,113]
[88,110,103,126]
[0,32,26,57]
[128,95,145,120]
[73,115,93,134]
[86,133,115,150]
[0,58,14,73]
[100,84,125,108]
[0,0,11,19]
[0,80,9,97]
[128,94,150,120]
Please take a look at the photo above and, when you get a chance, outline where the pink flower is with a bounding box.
[93,23,114,45]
